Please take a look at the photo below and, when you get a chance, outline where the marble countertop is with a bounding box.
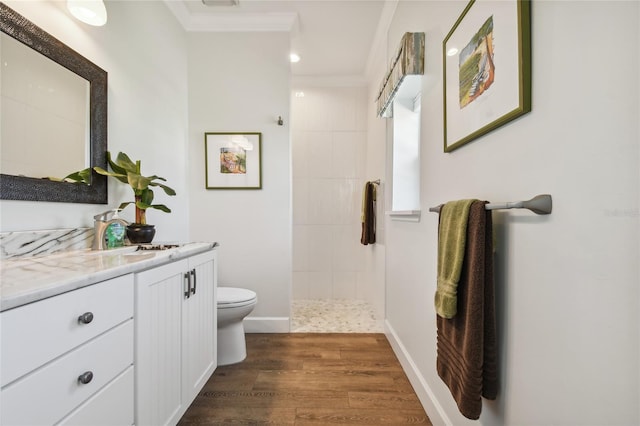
[0,242,218,312]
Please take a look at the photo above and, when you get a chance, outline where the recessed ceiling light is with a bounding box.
[67,0,107,26]
[202,0,239,6]
[447,47,459,57]
[290,53,301,63]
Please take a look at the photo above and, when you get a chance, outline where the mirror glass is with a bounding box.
[1,33,89,178]
[0,3,107,204]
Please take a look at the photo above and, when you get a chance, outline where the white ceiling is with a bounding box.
[164,0,391,80]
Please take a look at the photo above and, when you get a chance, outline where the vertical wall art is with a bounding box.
[205,132,262,189]
[443,0,531,152]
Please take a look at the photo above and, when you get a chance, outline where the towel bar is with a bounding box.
[429,194,552,215]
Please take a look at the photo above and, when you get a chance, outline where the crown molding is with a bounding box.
[291,75,368,88]
[364,0,398,82]
[163,0,297,32]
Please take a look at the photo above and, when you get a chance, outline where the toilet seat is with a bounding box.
[218,287,257,309]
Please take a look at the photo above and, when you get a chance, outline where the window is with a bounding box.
[389,76,421,221]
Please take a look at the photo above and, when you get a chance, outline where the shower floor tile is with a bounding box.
[291,299,384,333]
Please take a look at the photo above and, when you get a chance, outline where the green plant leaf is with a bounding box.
[127,173,152,191]
[114,152,139,174]
[149,181,176,196]
[118,201,134,211]
[105,160,122,175]
[78,167,92,183]
[140,188,154,206]
[151,204,172,213]
[105,152,128,175]
[63,168,92,184]
[93,166,128,184]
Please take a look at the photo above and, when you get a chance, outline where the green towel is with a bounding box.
[435,199,476,318]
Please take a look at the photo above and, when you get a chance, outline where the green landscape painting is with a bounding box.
[458,15,495,108]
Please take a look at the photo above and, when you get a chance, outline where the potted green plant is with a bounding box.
[67,151,176,243]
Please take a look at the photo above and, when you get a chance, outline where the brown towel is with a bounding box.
[360,182,376,245]
[436,200,497,420]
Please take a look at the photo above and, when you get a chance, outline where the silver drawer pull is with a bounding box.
[77,371,94,385]
[78,312,94,324]
[184,272,191,299]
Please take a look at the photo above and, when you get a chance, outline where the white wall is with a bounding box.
[0,0,190,242]
[378,1,639,425]
[187,32,291,331]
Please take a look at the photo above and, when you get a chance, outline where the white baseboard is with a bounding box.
[384,320,451,426]
[243,316,290,333]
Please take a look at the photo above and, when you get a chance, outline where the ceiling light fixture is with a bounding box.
[290,53,301,63]
[67,0,107,26]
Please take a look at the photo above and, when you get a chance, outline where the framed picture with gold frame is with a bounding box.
[443,0,531,152]
[205,132,262,189]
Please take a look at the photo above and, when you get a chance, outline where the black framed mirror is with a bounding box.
[0,2,107,204]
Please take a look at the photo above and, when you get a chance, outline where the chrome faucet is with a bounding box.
[92,209,130,250]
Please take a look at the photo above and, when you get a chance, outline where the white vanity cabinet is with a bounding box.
[135,249,217,426]
[0,274,134,426]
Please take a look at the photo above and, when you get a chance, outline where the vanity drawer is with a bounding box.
[58,366,134,426]
[0,320,133,426]
[1,274,133,387]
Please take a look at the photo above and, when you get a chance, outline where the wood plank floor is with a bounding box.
[178,333,432,425]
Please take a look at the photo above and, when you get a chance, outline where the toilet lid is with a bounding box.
[218,287,257,305]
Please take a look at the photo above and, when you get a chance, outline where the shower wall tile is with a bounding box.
[354,92,368,132]
[332,224,362,271]
[292,225,308,271]
[291,131,308,178]
[328,88,367,132]
[334,179,362,225]
[307,179,337,224]
[332,270,358,299]
[329,91,358,131]
[307,225,333,271]
[292,178,309,225]
[307,271,332,299]
[303,92,331,132]
[332,131,365,179]
[292,85,369,301]
[355,270,367,299]
[306,131,333,178]
[374,183,385,245]
[292,272,309,299]
[291,90,310,131]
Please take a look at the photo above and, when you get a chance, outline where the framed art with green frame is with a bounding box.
[205,132,262,189]
[443,0,531,152]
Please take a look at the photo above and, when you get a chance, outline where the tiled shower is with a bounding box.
[291,86,383,332]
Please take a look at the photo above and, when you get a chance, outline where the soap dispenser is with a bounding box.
[105,210,126,248]
[92,209,130,250]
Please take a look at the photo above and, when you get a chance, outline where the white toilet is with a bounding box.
[217,286,257,366]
